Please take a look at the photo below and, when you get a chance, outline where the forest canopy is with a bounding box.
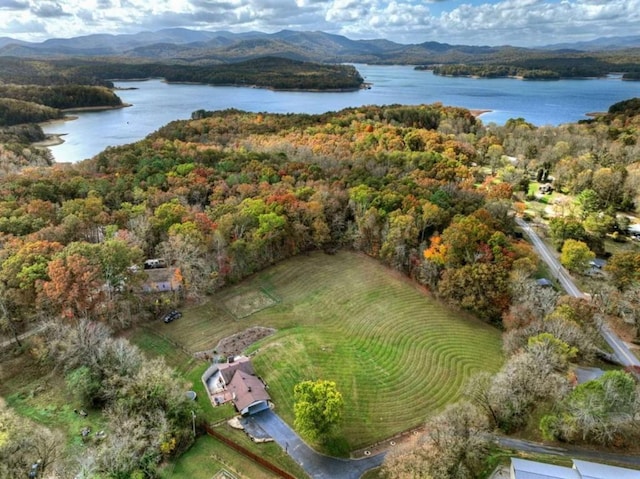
[0,56,364,91]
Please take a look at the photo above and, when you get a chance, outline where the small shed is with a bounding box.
[536,278,553,288]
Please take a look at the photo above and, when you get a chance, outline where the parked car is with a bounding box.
[163,310,182,323]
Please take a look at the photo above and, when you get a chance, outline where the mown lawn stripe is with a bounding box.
[143,251,503,450]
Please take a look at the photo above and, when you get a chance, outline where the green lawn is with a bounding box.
[141,251,504,451]
[160,434,288,479]
[0,353,107,451]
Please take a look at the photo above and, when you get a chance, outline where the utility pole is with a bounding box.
[191,410,196,437]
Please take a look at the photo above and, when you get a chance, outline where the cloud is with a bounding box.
[2,0,640,46]
[0,0,29,9]
[31,2,71,18]
[2,17,47,34]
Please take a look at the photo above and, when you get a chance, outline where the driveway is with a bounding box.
[249,409,386,479]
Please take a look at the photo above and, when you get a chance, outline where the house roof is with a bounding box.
[572,460,640,479]
[511,458,580,479]
[511,458,640,479]
[573,366,605,384]
[228,369,270,412]
[589,258,607,268]
[216,356,255,384]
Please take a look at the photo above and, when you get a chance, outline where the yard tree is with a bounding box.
[548,217,586,249]
[489,343,571,431]
[575,189,602,218]
[0,403,64,479]
[382,402,490,479]
[560,239,595,274]
[294,380,344,443]
[464,372,500,427]
[605,251,640,291]
[540,370,639,445]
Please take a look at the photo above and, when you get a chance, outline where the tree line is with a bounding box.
[0,84,123,110]
[421,51,640,79]
[0,56,364,91]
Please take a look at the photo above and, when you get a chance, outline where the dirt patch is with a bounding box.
[224,289,278,319]
[194,326,276,359]
[351,426,425,459]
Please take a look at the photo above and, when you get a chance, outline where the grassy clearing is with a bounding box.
[144,251,503,452]
[0,352,106,450]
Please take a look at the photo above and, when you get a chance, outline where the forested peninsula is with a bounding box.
[0,56,364,91]
[423,55,640,79]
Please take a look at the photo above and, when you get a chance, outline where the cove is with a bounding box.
[42,64,640,163]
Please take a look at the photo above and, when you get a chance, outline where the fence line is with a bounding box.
[204,424,297,479]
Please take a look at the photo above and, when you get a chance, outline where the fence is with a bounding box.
[204,424,297,479]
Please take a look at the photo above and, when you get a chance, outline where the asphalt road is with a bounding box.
[497,436,640,468]
[516,217,640,368]
[250,409,385,479]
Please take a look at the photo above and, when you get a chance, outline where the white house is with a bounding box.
[201,356,271,415]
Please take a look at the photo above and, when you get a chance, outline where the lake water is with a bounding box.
[43,64,640,163]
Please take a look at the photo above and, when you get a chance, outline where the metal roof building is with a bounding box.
[511,458,640,479]
[511,458,579,479]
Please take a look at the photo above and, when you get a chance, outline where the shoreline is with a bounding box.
[61,103,132,113]
[33,133,67,148]
[470,109,492,117]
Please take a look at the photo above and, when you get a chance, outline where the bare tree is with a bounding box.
[382,402,490,479]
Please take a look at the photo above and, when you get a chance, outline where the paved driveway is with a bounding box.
[249,409,386,479]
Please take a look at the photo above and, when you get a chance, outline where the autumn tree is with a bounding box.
[294,380,344,443]
[0,239,63,317]
[605,251,640,291]
[438,262,510,322]
[40,253,103,319]
[382,402,490,479]
[560,239,595,274]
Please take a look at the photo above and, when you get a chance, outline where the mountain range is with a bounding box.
[2,29,640,65]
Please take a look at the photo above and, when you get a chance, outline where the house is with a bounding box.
[202,356,271,415]
[536,278,554,288]
[141,267,182,293]
[510,457,640,479]
[588,258,607,269]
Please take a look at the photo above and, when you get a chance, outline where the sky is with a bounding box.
[1,0,639,47]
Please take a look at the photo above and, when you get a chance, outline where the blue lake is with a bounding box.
[43,64,640,163]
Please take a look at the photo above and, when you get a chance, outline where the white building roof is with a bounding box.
[573,460,640,479]
[512,458,580,479]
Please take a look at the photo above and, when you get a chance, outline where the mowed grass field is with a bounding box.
[140,251,504,450]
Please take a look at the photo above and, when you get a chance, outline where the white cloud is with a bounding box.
[1,0,640,46]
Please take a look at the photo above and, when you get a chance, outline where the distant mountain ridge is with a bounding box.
[1,29,640,64]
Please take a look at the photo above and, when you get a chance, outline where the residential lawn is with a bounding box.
[141,251,504,452]
[159,434,283,479]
